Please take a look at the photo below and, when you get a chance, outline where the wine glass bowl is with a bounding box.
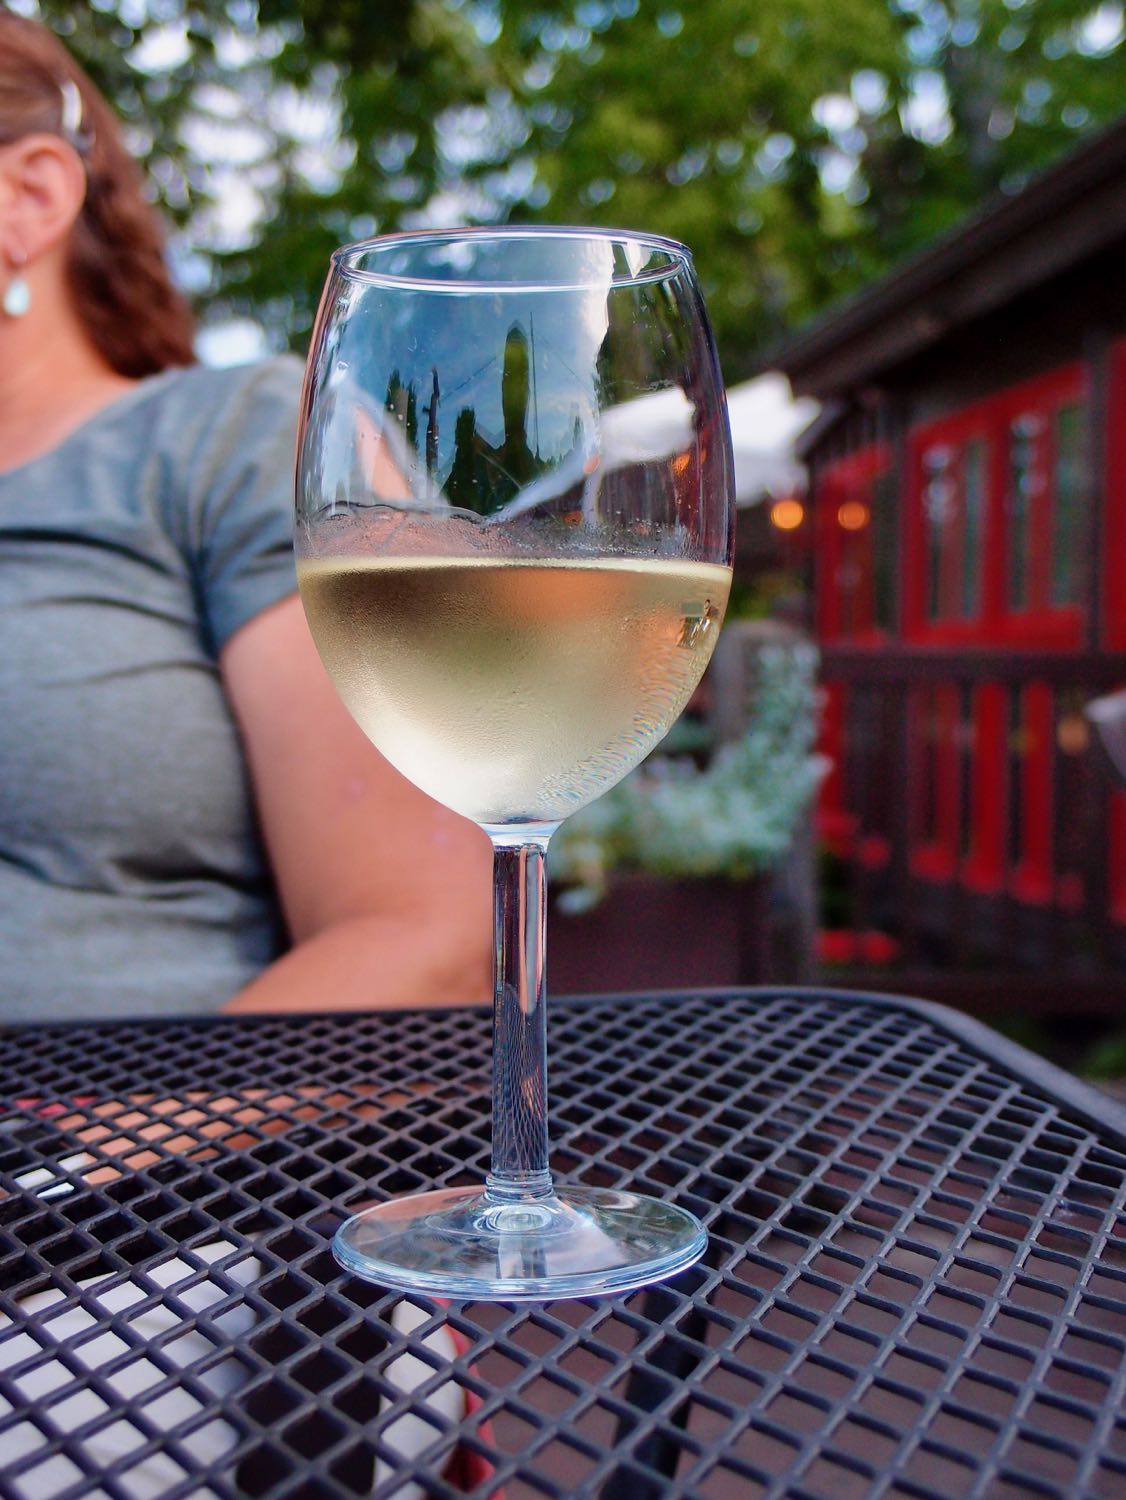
[296,228,734,1299]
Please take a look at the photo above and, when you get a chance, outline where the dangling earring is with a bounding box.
[3,250,30,318]
[3,275,30,318]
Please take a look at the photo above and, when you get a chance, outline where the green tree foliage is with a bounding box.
[19,0,1124,374]
[844,0,1126,281]
[24,0,514,336]
[507,0,906,370]
[511,0,1125,372]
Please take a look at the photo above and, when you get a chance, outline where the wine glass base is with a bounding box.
[332,1184,707,1302]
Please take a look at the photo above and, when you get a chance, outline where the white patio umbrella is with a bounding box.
[725,372,819,506]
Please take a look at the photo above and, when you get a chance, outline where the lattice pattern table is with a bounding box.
[1,989,1125,1499]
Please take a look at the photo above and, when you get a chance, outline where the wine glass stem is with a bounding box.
[485,828,558,1206]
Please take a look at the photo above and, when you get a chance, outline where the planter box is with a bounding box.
[547,871,769,995]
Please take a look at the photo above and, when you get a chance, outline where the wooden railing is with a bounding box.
[818,646,1126,1016]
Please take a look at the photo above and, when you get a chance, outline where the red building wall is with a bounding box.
[814,342,1125,945]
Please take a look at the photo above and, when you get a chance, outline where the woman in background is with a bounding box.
[0,10,491,1021]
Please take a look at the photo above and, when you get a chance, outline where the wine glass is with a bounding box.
[295,227,735,1301]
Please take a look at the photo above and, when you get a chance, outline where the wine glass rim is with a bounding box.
[331,225,693,292]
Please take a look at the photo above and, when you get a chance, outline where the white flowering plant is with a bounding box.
[549,642,829,913]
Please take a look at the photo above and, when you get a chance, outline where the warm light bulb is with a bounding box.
[837,500,870,531]
[770,498,805,531]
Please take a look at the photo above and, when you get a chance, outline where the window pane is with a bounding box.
[1052,402,1085,606]
[962,439,985,618]
[924,445,954,620]
[1008,413,1042,611]
[872,468,896,631]
[837,488,870,636]
[923,439,986,623]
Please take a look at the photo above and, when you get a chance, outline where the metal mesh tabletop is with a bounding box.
[1,988,1125,1500]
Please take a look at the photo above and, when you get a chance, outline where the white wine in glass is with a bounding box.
[296,228,735,1300]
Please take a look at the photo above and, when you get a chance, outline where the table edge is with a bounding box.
[4,986,1125,1147]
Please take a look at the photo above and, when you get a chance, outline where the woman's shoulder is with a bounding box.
[116,357,305,498]
[147,355,304,432]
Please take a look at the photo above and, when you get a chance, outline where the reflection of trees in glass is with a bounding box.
[495,323,537,495]
[447,406,486,513]
[445,324,545,513]
[596,282,691,408]
[385,370,406,424]
[385,369,421,452]
[375,323,595,516]
[424,369,440,479]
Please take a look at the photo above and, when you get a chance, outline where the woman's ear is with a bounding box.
[0,133,87,268]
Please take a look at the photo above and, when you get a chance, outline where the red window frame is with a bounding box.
[908,683,962,882]
[961,683,1007,896]
[815,682,855,852]
[815,443,893,646]
[905,364,1088,649]
[1008,682,1056,906]
[1104,337,1126,651]
[905,677,1057,902]
[819,361,1105,914]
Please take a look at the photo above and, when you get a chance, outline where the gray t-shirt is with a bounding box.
[0,357,303,1021]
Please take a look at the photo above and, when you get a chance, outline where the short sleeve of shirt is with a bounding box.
[186,356,305,655]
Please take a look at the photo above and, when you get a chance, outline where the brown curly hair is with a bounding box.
[0,9,195,375]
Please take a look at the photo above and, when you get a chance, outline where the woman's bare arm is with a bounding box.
[218,595,492,1013]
